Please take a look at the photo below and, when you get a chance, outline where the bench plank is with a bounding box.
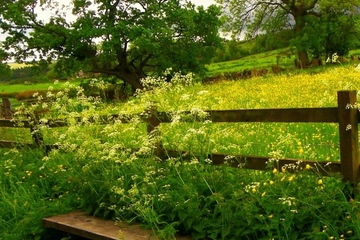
[43,211,191,240]
[43,211,154,240]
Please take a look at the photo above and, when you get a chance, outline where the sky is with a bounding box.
[191,0,216,8]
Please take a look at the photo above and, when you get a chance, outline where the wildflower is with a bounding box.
[272,168,277,174]
[268,215,273,219]
[197,90,209,95]
[252,188,257,194]
[269,180,274,185]
[279,197,296,206]
[305,164,311,170]
[281,167,286,173]
[288,175,294,182]
[318,179,323,185]
[281,176,286,181]
[204,158,212,164]
[261,192,266,197]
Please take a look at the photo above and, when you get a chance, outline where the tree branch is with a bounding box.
[241,1,290,19]
[304,0,319,11]
[138,53,153,72]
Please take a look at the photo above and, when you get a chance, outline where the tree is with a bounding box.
[215,0,360,66]
[0,0,222,91]
[0,47,11,81]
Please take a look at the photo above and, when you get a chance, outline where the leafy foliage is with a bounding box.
[0,48,12,80]
[215,0,360,65]
[0,0,222,90]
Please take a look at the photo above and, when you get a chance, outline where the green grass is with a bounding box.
[350,49,360,56]
[8,62,29,69]
[0,82,65,93]
[206,48,295,76]
[2,58,360,239]
[0,80,81,107]
[206,48,360,76]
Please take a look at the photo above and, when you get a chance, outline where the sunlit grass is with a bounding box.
[0,82,69,93]
[1,65,360,239]
[206,48,295,76]
[7,62,28,69]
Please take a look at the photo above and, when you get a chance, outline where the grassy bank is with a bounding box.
[1,66,360,239]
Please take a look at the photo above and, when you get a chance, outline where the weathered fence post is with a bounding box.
[30,112,44,147]
[146,104,164,160]
[337,90,359,184]
[2,98,13,119]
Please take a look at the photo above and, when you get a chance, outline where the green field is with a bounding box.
[8,62,28,69]
[206,48,295,75]
[206,48,360,76]
[1,63,360,239]
[0,81,72,93]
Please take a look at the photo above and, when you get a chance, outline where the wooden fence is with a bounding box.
[0,90,359,184]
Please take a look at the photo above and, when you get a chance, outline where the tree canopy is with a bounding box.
[0,46,11,79]
[216,0,360,66]
[0,0,222,90]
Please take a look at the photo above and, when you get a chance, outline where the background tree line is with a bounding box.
[216,0,360,65]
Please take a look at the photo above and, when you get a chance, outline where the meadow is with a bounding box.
[1,66,360,239]
[206,48,294,76]
[206,48,360,76]
[0,80,80,108]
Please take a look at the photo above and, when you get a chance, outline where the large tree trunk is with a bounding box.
[297,49,309,68]
[117,72,144,91]
[291,8,310,67]
[90,67,144,93]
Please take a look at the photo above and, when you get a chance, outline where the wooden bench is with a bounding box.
[43,211,192,240]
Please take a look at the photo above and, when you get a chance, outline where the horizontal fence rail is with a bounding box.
[0,91,359,184]
[156,108,340,123]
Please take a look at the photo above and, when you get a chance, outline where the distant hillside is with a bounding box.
[206,48,360,77]
[207,48,295,76]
